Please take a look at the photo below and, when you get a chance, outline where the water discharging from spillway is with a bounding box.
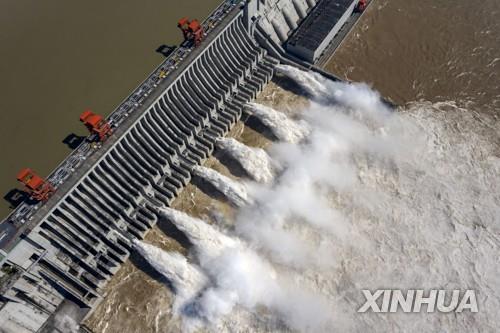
[276,65,330,99]
[135,66,500,332]
[192,165,250,207]
[159,207,238,260]
[133,240,208,313]
[215,137,274,184]
[244,103,310,143]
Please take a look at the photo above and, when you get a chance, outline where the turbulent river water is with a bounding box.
[327,0,500,109]
[7,0,498,332]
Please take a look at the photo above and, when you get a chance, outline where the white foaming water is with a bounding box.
[245,102,310,143]
[53,314,79,333]
[193,245,334,332]
[133,240,208,313]
[277,64,390,117]
[160,207,237,261]
[141,210,332,332]
[216,137,274,184]
[192,165,250,207]
[276,64,330,98]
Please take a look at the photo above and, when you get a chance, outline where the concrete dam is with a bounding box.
[0,0,368,331]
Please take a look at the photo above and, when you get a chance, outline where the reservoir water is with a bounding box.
[0,0,221,218]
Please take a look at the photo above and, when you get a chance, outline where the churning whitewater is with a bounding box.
[245,103,310,144]
[133,240,208,313]
[215,137,274,184]
[192,165,250,207]
[135,66,500,332]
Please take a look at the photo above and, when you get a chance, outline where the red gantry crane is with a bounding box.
[178,17,204,46]
[80,110,112,141]
[16,168,55,202]
[357,0,367,12]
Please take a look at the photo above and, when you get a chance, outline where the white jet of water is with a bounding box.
[192,165,250,207]
[153,208,335,332]
[133,240,208,313]
[276,64,390,119]
[245,102,310,144]
[52,314,80,333]
[216,137,274,184]
[193,245,334,332]
[160,207,237,260]
[276,64,330,98]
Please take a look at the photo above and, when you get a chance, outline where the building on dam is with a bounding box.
[0,0,367,331]
[287,0,359,62]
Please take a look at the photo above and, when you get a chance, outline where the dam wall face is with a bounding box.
[0,3,277,331]
[0,0,365,331]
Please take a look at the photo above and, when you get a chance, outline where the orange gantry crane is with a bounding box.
[357,0,367,12]
[16,168,55,202]
[80,110,112,141]
[178,17,204,46]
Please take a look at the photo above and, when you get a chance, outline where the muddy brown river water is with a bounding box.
[327,0,500,110]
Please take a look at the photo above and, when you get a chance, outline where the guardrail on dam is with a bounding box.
[0,0,367,331]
